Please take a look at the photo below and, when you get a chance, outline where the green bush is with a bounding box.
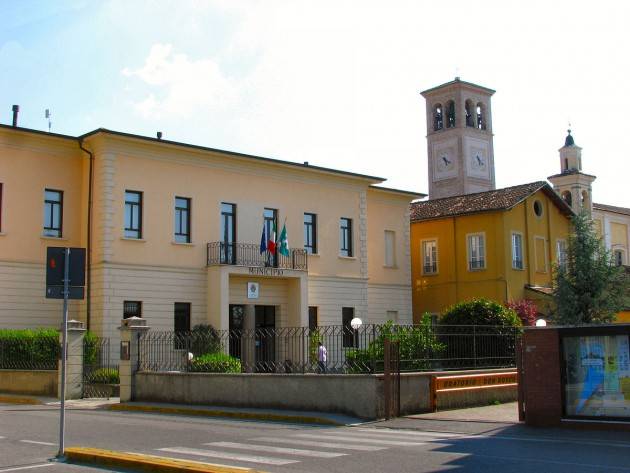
[87,367,119,384]
[440,298,521,326]
[189,324,222,356]
[82,331,98,365]
[346,315,445,373]
[0,329,59,370]
[189,352,241,373]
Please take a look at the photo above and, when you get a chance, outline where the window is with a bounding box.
[422,240,438,274]
[465,100,474,127]
[308,306,318,331]
[512,233,524,270]
[614,249,624,267]
[535,237,548,273]
[562,191,572,207]
[467,233,486,270]
[533,200,544,218]
[174,302,191,333]
[476,103,486,130]
[340,218,353,257]
[384,230,396,267]
[221,203,236,264]
[124,191,142,239]
[43,189,63,237]
[174,197,191,243]
[556,239,568,270]
[433,104,443,131]
[304,213,317,254]
[342,307,355,348]
[446,100,455,128]
[123,301,142,319]
[386,310,399,324]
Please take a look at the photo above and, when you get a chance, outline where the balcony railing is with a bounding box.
[207,242,308,271]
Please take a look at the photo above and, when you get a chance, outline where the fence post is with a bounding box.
[57,320,86,400]
[119,317,149,402]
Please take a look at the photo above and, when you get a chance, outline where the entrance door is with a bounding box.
[229,305,244,359]
[255,305,276,372]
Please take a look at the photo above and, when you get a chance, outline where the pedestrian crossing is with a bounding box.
[155,427,461,469]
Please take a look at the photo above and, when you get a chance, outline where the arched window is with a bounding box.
[476,103,486,130]
[446,100,455,128]
[581,190,589,209]
[562,191,572,207]
[433,104,443,131]
[465,100,474,127]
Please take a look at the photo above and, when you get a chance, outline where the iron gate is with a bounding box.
[83,336,119,398]
[383,338,400,419]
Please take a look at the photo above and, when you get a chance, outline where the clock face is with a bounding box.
[469,150,488,174]
[437,153,454,172]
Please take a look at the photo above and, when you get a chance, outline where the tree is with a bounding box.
[505,300,538,326]
[552,211,629,324]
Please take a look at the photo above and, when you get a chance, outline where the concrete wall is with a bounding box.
[134,368,517,420]
[0,369,58,396]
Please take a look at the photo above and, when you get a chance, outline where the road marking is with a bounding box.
[250,437,387,451]
[157,447,300,466]
[206,442,347,458]
[353,428,462,439]
[295,433,426,446]
[18,441,56,446]
[0,464,54,472]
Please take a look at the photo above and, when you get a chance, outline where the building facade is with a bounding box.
[410,182,573,320]
[0,124,421,341]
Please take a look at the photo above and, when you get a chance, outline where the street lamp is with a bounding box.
[535,319,547,327]
[350,317,362,349]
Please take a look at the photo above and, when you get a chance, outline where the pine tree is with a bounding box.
[552,211,629,324]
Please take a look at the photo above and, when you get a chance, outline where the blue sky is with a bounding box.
[1,0,629,206]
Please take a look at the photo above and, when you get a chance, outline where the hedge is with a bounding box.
[0,329,59,370]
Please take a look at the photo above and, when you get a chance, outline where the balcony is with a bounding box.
[207,242,308,271]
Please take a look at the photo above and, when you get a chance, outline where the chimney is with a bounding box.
[303,161,309,166]
[12,105,19,127]
[156,131,163,140]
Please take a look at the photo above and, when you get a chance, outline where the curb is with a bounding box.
[107,403,343,425]
[64,447,266,473]
[0,395,43,405]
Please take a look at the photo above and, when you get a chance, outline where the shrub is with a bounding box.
[87,367,119,384]
[0,329,60,370]
[441,298,521,326]
[189,324,222,356]
[346,315,445,373]
[82,331,99,365]
[189,352,241,373]
[505,300,538,326]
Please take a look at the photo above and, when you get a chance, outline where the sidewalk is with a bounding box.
[408,401,519,423]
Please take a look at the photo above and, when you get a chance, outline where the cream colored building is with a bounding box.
[0,123,421,342]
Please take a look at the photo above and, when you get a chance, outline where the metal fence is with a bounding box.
[0,334,59,370]
[83,336,119,398]
[138,324,520,374]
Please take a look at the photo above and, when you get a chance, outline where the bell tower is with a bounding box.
[548,130,596,216]
[421,77,496,199]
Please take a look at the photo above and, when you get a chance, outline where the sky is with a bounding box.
[1,0,629,206]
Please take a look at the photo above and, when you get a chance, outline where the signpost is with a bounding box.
[45,247,85,458]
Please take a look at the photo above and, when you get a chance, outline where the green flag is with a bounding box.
[278,222,290,257]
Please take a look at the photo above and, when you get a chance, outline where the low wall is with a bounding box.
[135,368,517,420]
[0,370,58,396]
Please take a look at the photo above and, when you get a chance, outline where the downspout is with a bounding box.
[78,139,93,331]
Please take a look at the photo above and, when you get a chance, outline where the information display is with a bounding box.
[563,335,630,418]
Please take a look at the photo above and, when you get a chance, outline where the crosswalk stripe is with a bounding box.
[19,440,56,446]
[325,430,453,443]
[157,447,299,466]
[351,428,462,439]
[250,437,387,451]
[294,433,426,446]
[207,442,347,458]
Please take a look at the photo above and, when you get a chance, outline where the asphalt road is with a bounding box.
[2,403,630,473]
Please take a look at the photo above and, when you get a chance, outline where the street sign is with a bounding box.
[45,286,84,300]
[46,247,86,287]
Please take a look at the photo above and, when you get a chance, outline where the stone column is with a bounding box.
[58,320,86,400]
[118,317,149,403]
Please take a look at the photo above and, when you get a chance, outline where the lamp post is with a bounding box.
[535,319,547,327]
[350,317,363,349]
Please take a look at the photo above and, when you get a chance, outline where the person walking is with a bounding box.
[317,341,327,374]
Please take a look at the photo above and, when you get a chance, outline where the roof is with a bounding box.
[593,202,630,217]
[421,77,496,96]
[524,285,553,296]
[0,124,387,184]
[564,129,575,147]
[548,169,596,179]
[410,181,574,222]
[369,185,426,199]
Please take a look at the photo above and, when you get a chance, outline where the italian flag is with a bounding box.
[278,222,290,257]
[267,221,277,254]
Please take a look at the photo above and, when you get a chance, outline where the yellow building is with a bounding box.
[410,182,573,320]
[0,122,422,343]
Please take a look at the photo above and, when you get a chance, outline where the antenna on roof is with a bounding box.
[45,109,52,132]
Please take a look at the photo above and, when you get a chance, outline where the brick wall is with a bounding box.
[522,328,562,426]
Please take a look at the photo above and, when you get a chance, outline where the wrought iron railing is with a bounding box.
[0,334,59,370]
[138,324,520,375]
[207,242,307,270]
[83,336,119,398]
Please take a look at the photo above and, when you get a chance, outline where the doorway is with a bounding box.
[255,305,276,372]
[229,304,244,359]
